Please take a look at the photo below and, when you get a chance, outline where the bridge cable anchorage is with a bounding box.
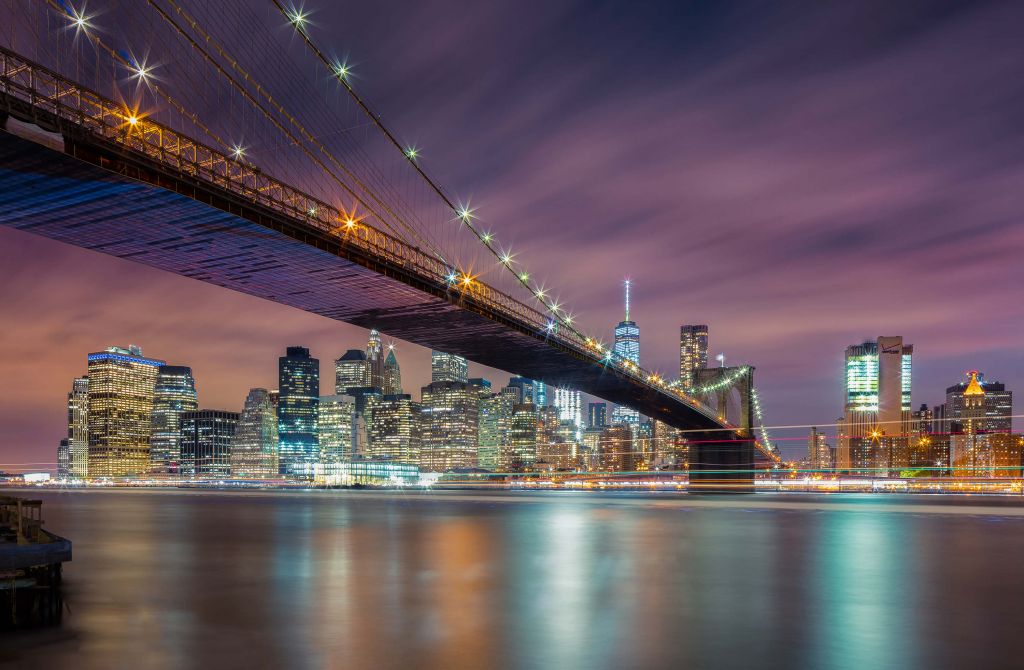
[268,0,592,339]
[141,0,449,261]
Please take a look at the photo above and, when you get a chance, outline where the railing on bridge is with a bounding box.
[0,46,775,459]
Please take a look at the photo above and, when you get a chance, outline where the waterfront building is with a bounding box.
[808,427,832,470]
[366,330,384,390]
[66,376,89,479]
[910,433,951,474]
[611,279,640,427]
[382,347,402,395]
[912,404,934,435]
[989,434,1024,478]
[180,410,239,478]
[552,387,583,441]
[836,336,912,474]
[941,373,1012,435]
[420,380,478,472]
[599,424,634,472]
[478,392,513,471]
[278,346,319,478]
[431,351,468,384]
[335,349,369,394]
[951,372,992,477]
[347,388,382,459]
[581,427,603,470]
[369,394,420,464]
[319,394,355,473]
[652,419,685,469]
[507,403,538,470]
[86,345,165,478]
[57,439,70,479]
[587,402,607,430]
[149,365,198,475]
[679,324,709,390]
[317,459,420,487]
[230,388,279,479]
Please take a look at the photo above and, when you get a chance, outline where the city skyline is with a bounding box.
[2,0,1023,466]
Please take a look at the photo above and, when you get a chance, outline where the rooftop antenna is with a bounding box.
[624,278,631,322]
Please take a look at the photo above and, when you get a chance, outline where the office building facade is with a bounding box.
[679,325,709,390]
[180,410,238,477]
[278,346,319,478]
[149,365,198,474]
[230,388,279,479]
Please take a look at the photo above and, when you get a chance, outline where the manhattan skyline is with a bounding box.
[2,0,1023,465]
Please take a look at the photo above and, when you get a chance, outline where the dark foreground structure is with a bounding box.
[0,495,71,629]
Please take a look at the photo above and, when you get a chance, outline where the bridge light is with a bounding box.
[461,273,474,286]
[66,6,92,32]
[287,7,309,29]
[127,115,138,126]
[535,288,546,299]
[500,252,513,265]
[231,144,246,160]
[445,271,458,284]
[404,146,418,160]
[344,218,356,229]
[333,61,351,79]
[481,232,493,244]
[563,314,573,325]
[519,272,529,283]
[308,206,318,216]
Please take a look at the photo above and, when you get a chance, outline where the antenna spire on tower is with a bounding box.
[624,278,631,322]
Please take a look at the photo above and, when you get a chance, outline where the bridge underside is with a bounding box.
[0,123,754,489]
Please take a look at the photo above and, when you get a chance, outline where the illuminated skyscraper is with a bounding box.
[552,387,583,441]
[943,373,1012,435]
[587,402,607,430]
[57,439,70,480]
[611,279,640,426]
[431,351,468,384]
[180,410,238,478]
[66,376,89,479]
[230,388,279,479]
[318,394,355,471]
[369,394,420,464]
[149,365,198,475]
[951,372,990,475]
[366,329,384,391]
[679,325,709,389]
[420,380,478,472]
[508,403,538,469]
[478,392,513,470]
[383,347,402,395]
[335,349,369,394]
[87,345,164,478]
[836,336,912,472]
[534,381,547,408]
[278,346,319,478]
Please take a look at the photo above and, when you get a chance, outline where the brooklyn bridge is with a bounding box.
[0,0,779,489]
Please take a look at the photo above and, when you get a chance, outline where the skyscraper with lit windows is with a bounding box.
[366,329,384,391]
[230,388,279,479]
[369,394,420,464]
[334,349,368,394]
[66,376,89,479]
[552,387,583,441]
[278,346,319,478]
[86,345,164,478]
[383,347,402,395]
[420,380,478,471]
[611,279,640,426]
[836,336,913,472]
[149,365,198,474]
[431,350,468,383]
[679,325,709,389]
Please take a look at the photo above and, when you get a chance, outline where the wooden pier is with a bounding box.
[1,495,72,629]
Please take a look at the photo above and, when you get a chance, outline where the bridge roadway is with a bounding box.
[0,52,756,488]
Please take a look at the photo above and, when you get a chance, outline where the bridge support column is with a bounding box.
[688,434,755,493]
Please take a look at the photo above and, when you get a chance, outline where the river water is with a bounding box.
[3,489,1023,669]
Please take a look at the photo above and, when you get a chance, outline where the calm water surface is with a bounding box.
[3,489,1024,669]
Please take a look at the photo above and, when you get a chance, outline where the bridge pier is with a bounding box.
[688,435,755,493]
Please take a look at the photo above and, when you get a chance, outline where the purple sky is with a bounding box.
[2,0,1022,467]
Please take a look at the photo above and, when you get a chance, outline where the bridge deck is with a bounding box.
[0,125,736,438]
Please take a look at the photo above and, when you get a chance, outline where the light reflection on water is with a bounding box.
[3,490,1024,670]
